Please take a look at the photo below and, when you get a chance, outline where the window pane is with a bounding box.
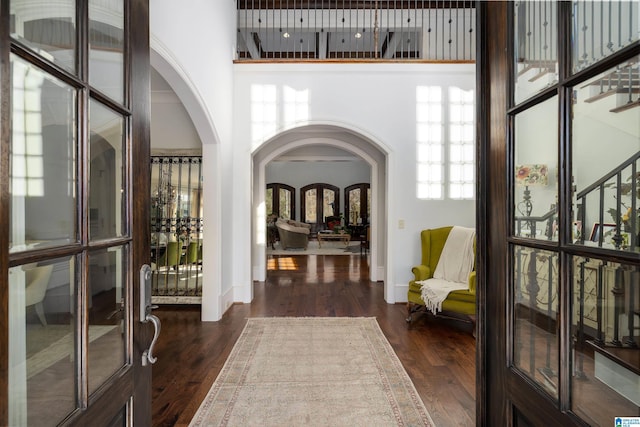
[9,257,76,425]
[570,257,639,424]
[348,188,361,225]
[514,97,558,241]
[89,100,125,241]
[305,189,316,223]
[10,55,76,253]
[89,0,124,103]
[279,188,291,219]
[265,188,273,216]
[323,189,335,217]
[88,246,127,395]
[514,1,559,104]
[513,246,559,400]
[572,55,640,252]
[571,1,639,74]
[10,0,76,73]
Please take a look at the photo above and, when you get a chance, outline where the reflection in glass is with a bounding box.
[89,0,124,103]
[10,0,77,73]
[88,246,127,395]
[10,55,76,253]
[514,97,558,241]
[571,257,639,424]
[9,257,76,426]
[572,55,640,252]
[572,1,639,74]
[513,1,559,104]
[513,246,559,399]
[90,100,125,241]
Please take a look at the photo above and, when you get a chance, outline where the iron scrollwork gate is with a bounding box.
[150,156,203,301]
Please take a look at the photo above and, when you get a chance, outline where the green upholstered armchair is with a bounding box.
[406,226,476,326]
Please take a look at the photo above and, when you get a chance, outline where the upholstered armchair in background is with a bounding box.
[406,226,476,331]
[275,218,311,249]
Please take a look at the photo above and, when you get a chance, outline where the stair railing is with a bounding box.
[575,151,640,250]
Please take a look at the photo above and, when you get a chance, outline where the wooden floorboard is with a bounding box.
[151,254,476,426]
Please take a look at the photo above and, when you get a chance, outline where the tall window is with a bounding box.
[266,183,295,219]
[417,85,476,200]
[301,183,339,234]
[416,86,444,199]
[345,183,370,225]
[449,87,475,199]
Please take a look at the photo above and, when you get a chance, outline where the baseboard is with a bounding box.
[395,283,409,303]
[221,286,235,314]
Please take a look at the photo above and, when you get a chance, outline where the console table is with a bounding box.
[317,232,350,247]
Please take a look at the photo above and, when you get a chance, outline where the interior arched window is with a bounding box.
[300,183,339,233]
[344,183,371,225]
[266,183,295,219]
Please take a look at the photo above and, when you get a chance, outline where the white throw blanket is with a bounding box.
[417,226,475,314]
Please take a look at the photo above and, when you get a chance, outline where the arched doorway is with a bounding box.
[251,124,392,302]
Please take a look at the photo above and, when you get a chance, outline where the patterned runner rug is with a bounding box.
[189,317,434,426]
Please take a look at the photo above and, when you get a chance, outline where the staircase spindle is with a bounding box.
[540,254,555,377]
[581,0,588,62]
[575,258,588,379]
[611,266,624,346]
[527,250,540,377]
[624,268,638,347]
[627,66,633,104]
[607,1,613,52]
[617,0,622,48]
[596,260,605,345]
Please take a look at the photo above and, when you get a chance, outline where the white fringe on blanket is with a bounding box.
[417,279,467,315]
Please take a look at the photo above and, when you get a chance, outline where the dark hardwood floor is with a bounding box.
[151,254,476,426]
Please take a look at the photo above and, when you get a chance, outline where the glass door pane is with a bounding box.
[89,0,124,103]
[10,0,77,73]
[513,96,558,241]
[89,100,124,241]
[571,55,640,252]
[571,1,639,73]
[8,256,76,426]
[10,55,77,253]
[514,1,559,104]
[87,246,127,395]
[512,245,559,399]
[570,257,639,424]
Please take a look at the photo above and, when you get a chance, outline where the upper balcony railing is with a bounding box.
[236,1,476,62]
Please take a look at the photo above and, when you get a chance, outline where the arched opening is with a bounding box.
[251,124,392,302]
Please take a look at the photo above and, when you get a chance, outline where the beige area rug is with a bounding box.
[267,240,364,256]
[189,317,434,427]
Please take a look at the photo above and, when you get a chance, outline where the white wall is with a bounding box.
[151,0,236,320]
[235,63,476,304]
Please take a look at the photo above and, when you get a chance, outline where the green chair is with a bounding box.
[406,226,476,328]
[183,241,199,265]
[156,241,181,270]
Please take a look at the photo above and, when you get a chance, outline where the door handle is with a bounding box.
[140,264,161,366]
[142,313,161,366]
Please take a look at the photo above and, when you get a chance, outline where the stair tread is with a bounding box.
[610,98,640,113]
[587,339,640,376]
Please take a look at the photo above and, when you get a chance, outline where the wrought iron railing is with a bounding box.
[150,156,204,301]
[236,1,476,61]
[575,151,640,251]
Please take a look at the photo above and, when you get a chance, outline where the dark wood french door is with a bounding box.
[479,2,640,425]
[1,0,153,425]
